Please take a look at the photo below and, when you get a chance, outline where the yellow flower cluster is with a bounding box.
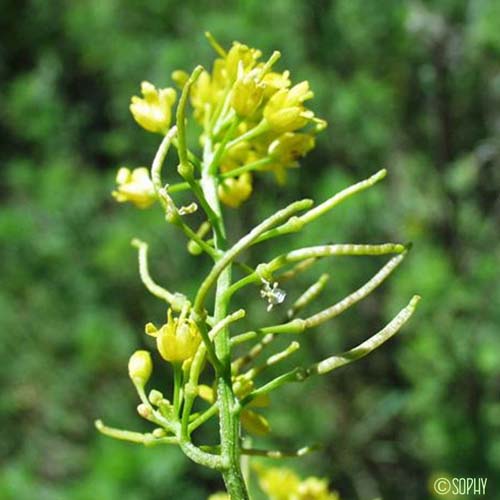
[145,309,201,363]
[256,466,340,500]
[113,36,325,210]
[177,37,326,204]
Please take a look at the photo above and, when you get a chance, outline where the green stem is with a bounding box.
[176,67,203,171]
[172,138,202,170]
[226,119,270,150]
[130,238,187,311]
[243,340,300,379]
[205,31,227,57]
[176,66,223,239]
[220,157,273,179]
[151,126,177,199]
[189,403,219,432]
[173,363,183,416]
[167,181,190,193]
[181,310,245,440]
[209,119,240,174]
[193,198,313,314]
[200,164,249,499]
[240,445,317,458]
[95,420,178,446]
[241,367,307,406]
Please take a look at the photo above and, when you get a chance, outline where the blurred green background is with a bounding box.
[1,1,499,499]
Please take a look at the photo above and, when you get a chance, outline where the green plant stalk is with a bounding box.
[200,167,249,499]
[172,68,247,491]
[173,364,182,416]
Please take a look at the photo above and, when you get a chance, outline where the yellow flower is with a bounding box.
[225,42,262,80]
[269,133,315,164]
[220,142,258,172]
[218,172,253,208]
[146,309,201,363]
[262,70,291,98]
[130,81,176,133]
[257,466,301,500]
[256,466,340,500]
[231,72,265,118]
[208,493,229,500]
[267,132,316,183]
[128,350,152,387]
[264,81,315,133]
[297,478,340,500]
[240,408,270,436]
[112,167,156,208]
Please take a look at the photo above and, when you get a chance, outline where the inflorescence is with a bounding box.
[97,33,419,499]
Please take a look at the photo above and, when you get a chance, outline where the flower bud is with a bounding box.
[128,350,152,387]
[171,70,189,88]
[187,239,203,256]
[152,428,166,438]
[265,107,314,134]
[233,376,254,398]
[197,384,215,403]
[158,399,174,419]
[177,160,195,181]
[148,389,164,406]
[189,69,214,123]
[137,403,152,419]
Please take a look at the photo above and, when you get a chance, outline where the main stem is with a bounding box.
[201,171,249,499]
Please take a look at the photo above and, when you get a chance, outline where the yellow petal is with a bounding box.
[241,409,270,436]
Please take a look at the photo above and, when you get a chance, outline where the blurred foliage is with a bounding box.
[1,0,499,499]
